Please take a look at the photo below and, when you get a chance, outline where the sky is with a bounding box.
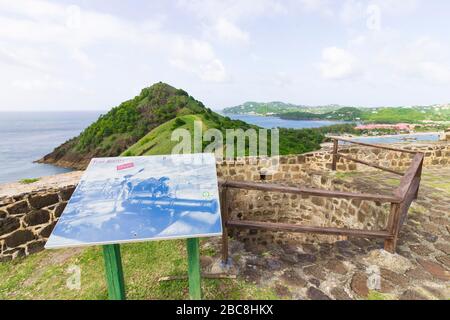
[1,0,450,112]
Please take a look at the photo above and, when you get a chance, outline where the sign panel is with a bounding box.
[45,153,222,248]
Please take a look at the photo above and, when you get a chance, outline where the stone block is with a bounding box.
[27,241,46,255]
[39,222,56,238]
[54,202,68,218]
[28,193,59,209]
[24,209,50,226]
[0,216,20,236]
[3,247,26,259]
[6,200,30,216]
[59,186,76,201]
[351,272,369,297]
[4,230,35,248]
[417,259,450,281]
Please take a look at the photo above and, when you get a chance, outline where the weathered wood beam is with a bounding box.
[227,220,392,239]
[330,136,418,154]
[337,153,404,176]
[218,179,401,203]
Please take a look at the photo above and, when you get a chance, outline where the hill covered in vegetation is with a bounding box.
[280,106,450,123]
[224,101,450,124]
[39,82,340,170]
[279,107,363,121]
[38,82,212,169]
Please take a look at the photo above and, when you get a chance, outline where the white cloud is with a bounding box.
[339,0,365,24]
[177,0,286,45]
[298,0,334,16]
[213,18,249,44]
[178,0,286,21]
[319,46,360,80]
[11,74,64,91]
[378,37,450,85]
[0,0,229,110]
[169,38,228,82]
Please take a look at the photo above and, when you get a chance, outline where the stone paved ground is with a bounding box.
[202,166,450,300]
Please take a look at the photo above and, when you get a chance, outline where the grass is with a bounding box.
[0,239,278,300]
[333,172,359,180]
[19,178,40,184]
[367,291,393,300]
[121,114,215,157]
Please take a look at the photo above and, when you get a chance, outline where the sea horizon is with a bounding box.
[0,111,442,185]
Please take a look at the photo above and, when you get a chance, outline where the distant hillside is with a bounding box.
[280,106,450,123]
[223,101,343,115]
[280,107,363,121]
[224,101,450,124]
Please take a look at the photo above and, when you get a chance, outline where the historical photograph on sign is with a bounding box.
[45,153,222,248]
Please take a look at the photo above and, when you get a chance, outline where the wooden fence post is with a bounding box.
[414,158,423,200]
[332,139,338,171]
[220,185,229,265]
[384,202,401,253]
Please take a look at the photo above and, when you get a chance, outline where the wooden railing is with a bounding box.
[219,137,424,263]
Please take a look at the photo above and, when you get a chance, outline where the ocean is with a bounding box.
[0,112,441,184]
[0,112,103,184]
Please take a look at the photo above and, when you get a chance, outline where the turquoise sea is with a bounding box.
[0,112,102,184]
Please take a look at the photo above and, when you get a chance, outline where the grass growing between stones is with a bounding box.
[367,291,394,300]
[19,178,40,184]
[333,172,360,180]
[0,239,278,300]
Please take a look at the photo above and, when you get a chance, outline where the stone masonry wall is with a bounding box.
[0,142,448,261]
[0,185,76,261]
[217,159,390,246]
[307,142,450,172]
[216,142,449,245]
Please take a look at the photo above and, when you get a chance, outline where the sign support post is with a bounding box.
[102,244,126,300]
[186,237,201,300]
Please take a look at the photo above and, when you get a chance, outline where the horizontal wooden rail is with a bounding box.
[337,153,404,176]
[330,136,418,154]
[227,220,392,239]
[218,179,401,203]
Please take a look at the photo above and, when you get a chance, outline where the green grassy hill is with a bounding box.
[38,82,226,169]
[38,82,330,169]
[122,114,216,157]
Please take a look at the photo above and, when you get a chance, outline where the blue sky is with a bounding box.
[1,0,449,111]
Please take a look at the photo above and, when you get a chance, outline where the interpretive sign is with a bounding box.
[45,153,222,249]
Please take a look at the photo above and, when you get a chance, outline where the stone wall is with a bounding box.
[217,159,390,246]
[216,142,449,245]
[0,184,76,262]
[0,142,448,261]
[306,142,450,172]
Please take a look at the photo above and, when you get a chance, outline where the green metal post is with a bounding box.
[186,237,201,300]
[102,244,126,300]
